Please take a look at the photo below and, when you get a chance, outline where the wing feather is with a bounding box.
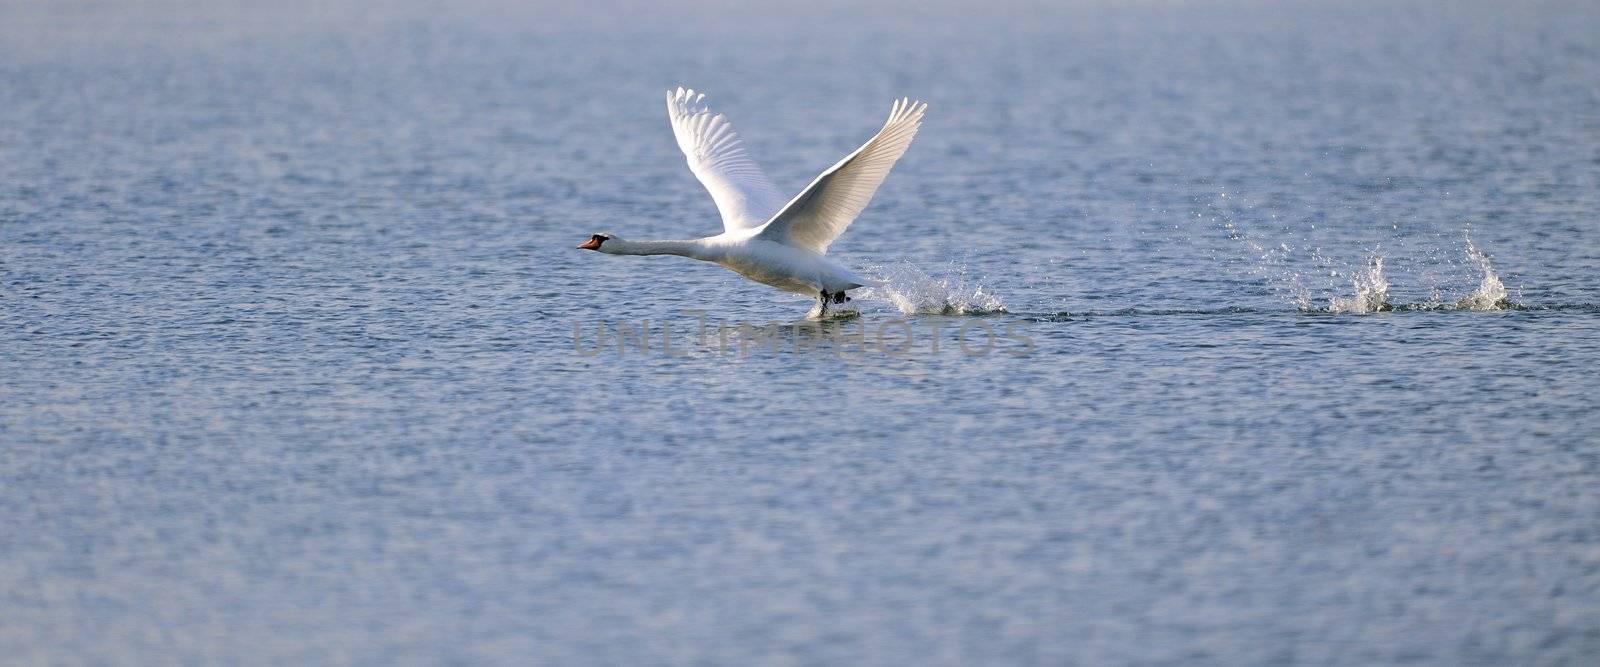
[755,98,927,254]
[666,87,787,233]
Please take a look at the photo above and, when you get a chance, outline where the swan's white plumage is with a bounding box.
[666,87,787,233]
[584,87,925,315]
[755,98,926,254]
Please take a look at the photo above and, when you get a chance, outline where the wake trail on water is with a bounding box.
[837,223,1530,321]
[1302,239,1515,313]
[1222,216,1517,314]
[1020,302,1595,321]
[858,261,1008,315]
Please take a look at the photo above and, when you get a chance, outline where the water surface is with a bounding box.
[3,1,1599,664]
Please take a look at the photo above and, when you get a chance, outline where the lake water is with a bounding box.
[3,1,1599,664]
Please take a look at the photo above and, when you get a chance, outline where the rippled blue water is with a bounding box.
[3,1,1599,664]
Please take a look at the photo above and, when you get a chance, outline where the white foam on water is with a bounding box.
[859,261,1008,315]
[1328,254,1391,314]
[1455,236,1510,311]
[804,303,861,320]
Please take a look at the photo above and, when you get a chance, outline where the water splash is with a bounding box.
[1327,254,1391,314]
[1217,210,1357,312]
[1219,208,1522,313]
[804,303,861,320]
[861,261,1007,315]
[1231,231,1313,310]
[1455,237,1510,310]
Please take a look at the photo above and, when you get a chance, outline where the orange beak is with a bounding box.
[577,237,602,250]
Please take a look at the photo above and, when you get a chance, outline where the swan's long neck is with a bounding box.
[605,239,711,260]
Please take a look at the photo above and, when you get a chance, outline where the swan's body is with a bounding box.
[593,233,871,296]
[579,87,927,316]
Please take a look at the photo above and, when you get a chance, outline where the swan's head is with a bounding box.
[576,233,616,252]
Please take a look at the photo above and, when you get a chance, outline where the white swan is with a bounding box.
[579,87,927,317]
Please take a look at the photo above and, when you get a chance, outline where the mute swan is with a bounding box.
[579,87,927,317]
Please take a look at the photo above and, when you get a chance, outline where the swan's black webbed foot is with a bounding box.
[833,291,847,304]
[817,290,830,316]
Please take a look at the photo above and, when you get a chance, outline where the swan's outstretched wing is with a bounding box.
[755,98,926,254]
[666,87,787,233]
